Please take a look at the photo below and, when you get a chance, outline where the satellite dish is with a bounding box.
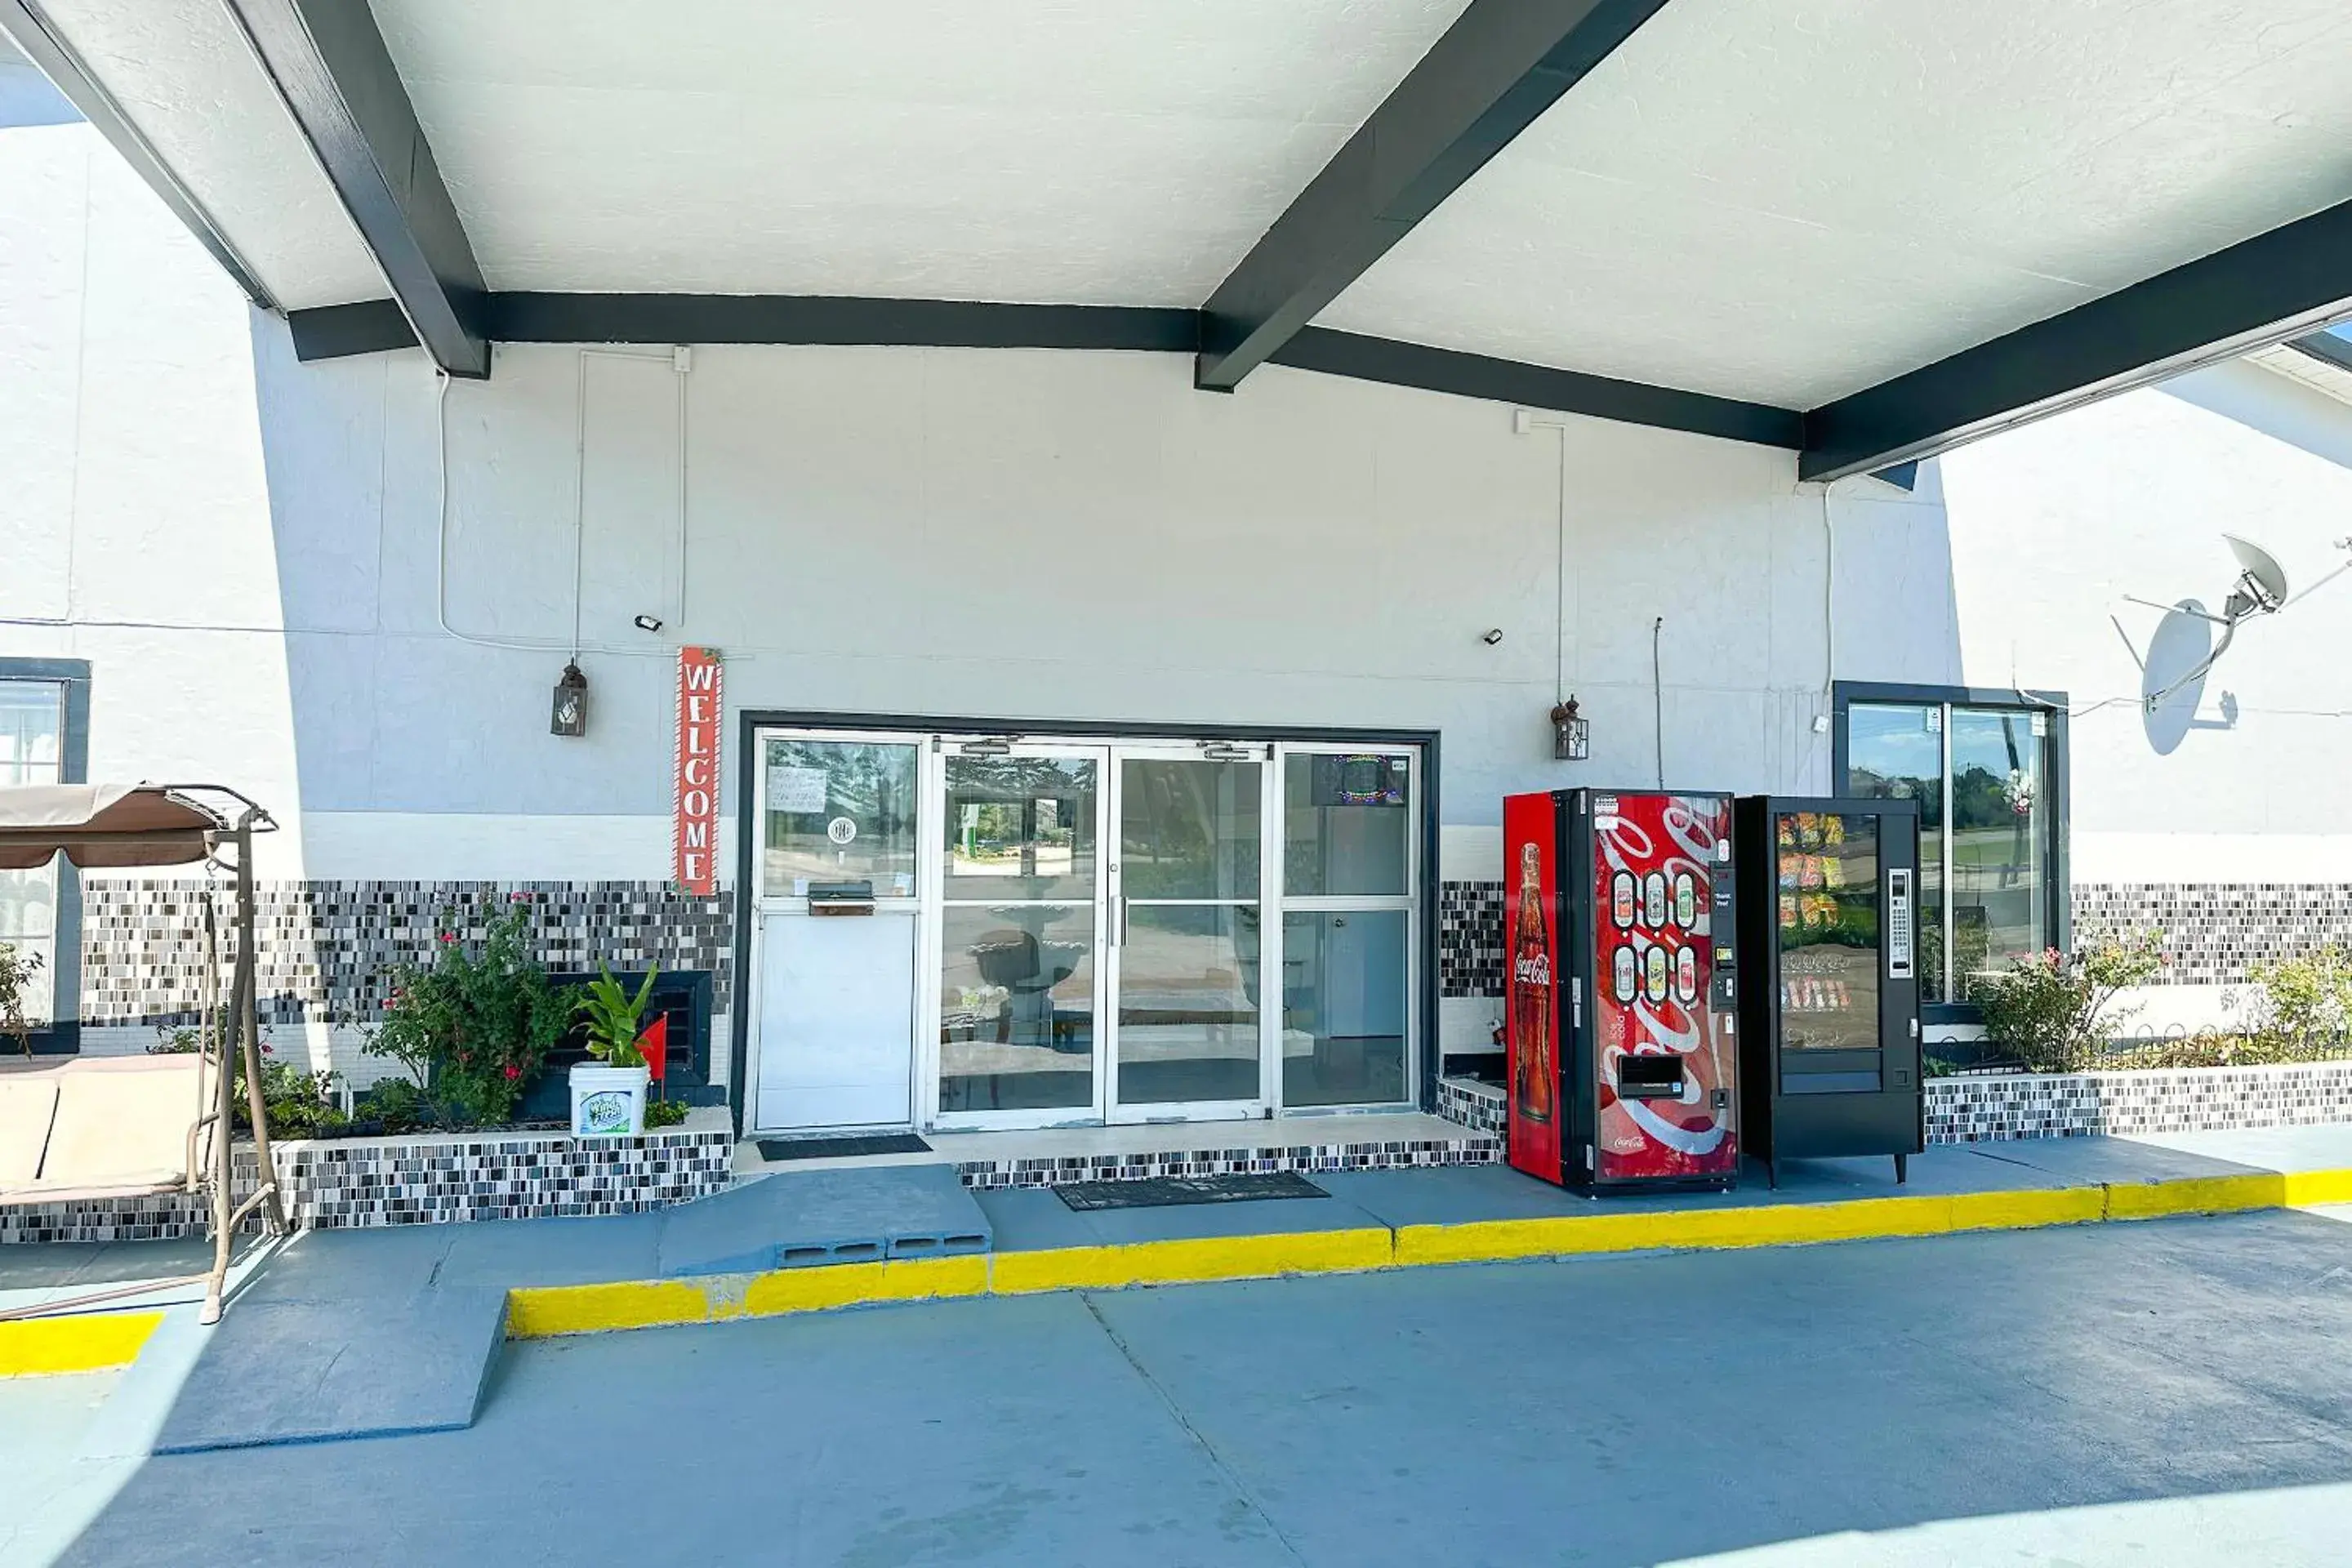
[2126,534,2293,712]
[2222,535,2290,617]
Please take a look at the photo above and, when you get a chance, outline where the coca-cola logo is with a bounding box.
[1515,953,1551,986]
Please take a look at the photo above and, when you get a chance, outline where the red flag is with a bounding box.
[638,1012,669,1082]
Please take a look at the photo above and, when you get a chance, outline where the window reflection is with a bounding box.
[1949,709,2048,1003]
[1845,703,1946,1004]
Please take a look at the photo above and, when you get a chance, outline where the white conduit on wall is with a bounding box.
[433,348,694,659]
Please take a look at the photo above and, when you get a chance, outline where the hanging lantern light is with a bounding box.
[1551,696,1589,761]
[550,661,589,737]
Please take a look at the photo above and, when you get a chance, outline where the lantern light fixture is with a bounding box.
[1550,696,1589,762]
[550,661,589,737]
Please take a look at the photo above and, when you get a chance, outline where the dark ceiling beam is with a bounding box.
[1270,328,1800,448]
[1194,0,1670,393]
[490,295,1201,352]
[1799,199,2352,482]
[0,1,278,310]
[221,0,488,378]
[284,294,1803,451]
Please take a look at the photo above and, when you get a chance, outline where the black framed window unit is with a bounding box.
[1833,682,2069,1038]
[0,658,92,1054]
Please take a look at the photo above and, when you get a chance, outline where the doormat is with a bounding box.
[756,1134,933,1161]
[1055,1171,1330,1211]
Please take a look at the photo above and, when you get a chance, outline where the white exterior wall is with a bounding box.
[11,107,2352,1083]
[1937,362,2352,1035]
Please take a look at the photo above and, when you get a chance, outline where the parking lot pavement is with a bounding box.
[29,1209,2352,1568]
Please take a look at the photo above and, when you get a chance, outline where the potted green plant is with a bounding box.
[572,962,660,1136]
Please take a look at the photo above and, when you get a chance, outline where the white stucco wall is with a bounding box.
[13,105,2352,1071]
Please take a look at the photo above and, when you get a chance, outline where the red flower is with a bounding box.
[503,1064,520,1080]
[508,890,531,903]
[439,931,458,944]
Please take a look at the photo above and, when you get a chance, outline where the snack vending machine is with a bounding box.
[1732,796,1924,1187]
[1503,789,1740,1192]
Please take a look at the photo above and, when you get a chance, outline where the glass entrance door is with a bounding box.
[1107,745,1270,1121]
[933,742,1107,1127]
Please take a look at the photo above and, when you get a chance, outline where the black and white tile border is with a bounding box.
[956,1134,1501,1190]
[76,878,735,1028]
[1435,1066,2352,1148]
[1926,1060,2352,1143]
[0,1111,736,1245]
[1438,1075,1507,1135]
[2073,883,2352,986]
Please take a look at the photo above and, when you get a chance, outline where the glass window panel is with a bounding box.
[942,756,1098,902]
[0,861,56,940]
[1949,708,2050,1004]
[1119,759,1259,900]
[1284,753,1409,898]
[938,905,1095,1112]
[0,682,62,786]
[1116,904,1260,1104]
[760,739,920,897]
[1844,703,1947,1002]
[1775,812,1881,1054]
[1281,910,1407,1107]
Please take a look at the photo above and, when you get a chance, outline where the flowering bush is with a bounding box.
[1976,932,2167,1073]
[365,902,577,1126]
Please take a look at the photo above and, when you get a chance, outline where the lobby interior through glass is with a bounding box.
[746,727,1424,1135]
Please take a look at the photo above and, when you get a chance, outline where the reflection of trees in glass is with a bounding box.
[946,758,1096,871]
[1121,762,1258,899]
[767,742,915,842]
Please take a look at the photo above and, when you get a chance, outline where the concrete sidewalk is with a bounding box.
[6,1125,2352,1452]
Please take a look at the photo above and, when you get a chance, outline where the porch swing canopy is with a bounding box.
[0,784,262,870]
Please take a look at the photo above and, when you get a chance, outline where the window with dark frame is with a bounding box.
[0,660,91,1052]
[1835,683,2065,1038]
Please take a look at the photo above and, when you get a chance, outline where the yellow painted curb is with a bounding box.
[499,1165,2352,1341]
[2285,1167,2352,1207]
[991,1227,1393,1296]
[0,1310,163,1378]
[508,1253,991,1339]
[2105,1172,2283,1221]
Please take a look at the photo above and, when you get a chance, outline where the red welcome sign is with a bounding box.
[673,647,723,894]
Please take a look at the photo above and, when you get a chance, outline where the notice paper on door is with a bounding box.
[768,765,829,813]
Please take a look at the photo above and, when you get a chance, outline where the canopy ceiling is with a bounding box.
[10,0,2352,478]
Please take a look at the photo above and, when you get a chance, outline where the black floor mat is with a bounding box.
[756,1133,933,1161]
[1055,1171,1329,1211]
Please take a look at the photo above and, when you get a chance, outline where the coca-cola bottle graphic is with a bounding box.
[1512,842,1554,1124]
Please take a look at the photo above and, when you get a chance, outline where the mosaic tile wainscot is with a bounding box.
[1926,1060,2352,1143]
[0,1111,736,1245]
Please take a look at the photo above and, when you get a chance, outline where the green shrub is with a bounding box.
[364,900,578,1127]
[2247,947,2352,1057]
[149,1018,347,1138]
[642,1097,690,1130]
[1976,932,2166,1073]
[0,941,44,1057]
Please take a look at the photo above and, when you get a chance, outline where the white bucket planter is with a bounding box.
[570,1062,650,1137]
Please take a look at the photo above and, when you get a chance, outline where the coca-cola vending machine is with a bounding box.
[1503,789,1740,1192]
